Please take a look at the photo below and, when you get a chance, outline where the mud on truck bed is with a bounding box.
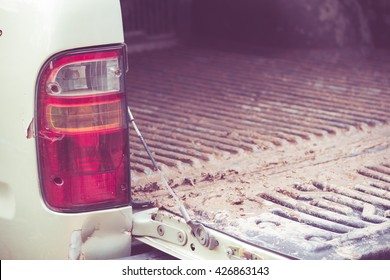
[121,0,390,259]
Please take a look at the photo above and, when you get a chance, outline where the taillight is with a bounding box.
[35,45,130,212]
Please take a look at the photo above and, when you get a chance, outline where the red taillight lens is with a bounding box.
[36,45,130,212]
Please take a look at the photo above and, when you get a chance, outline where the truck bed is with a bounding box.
[127,45,390,259]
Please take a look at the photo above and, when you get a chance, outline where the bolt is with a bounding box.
[114,68,122,78]
[46,82,61,95]
[53,177,64,187]
[110,66,122,78]
[226,248,234,256]
[177,232,185,243]
[157,225,165,236]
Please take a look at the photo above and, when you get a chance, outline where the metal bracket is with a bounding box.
[188,220,219,250]
[132,209,188,246]
[226,246,264,260]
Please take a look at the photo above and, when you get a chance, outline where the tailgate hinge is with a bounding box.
[132,209,187,246]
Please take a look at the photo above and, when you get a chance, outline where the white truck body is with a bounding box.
[0,0,131,259]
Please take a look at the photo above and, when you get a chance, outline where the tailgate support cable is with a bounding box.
[127,106,218,250]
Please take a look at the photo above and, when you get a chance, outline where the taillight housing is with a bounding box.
[35,45,130,213]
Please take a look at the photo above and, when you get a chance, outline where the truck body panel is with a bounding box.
[0,0,132,259]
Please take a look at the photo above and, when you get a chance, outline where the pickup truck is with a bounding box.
[1,0,390,260]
